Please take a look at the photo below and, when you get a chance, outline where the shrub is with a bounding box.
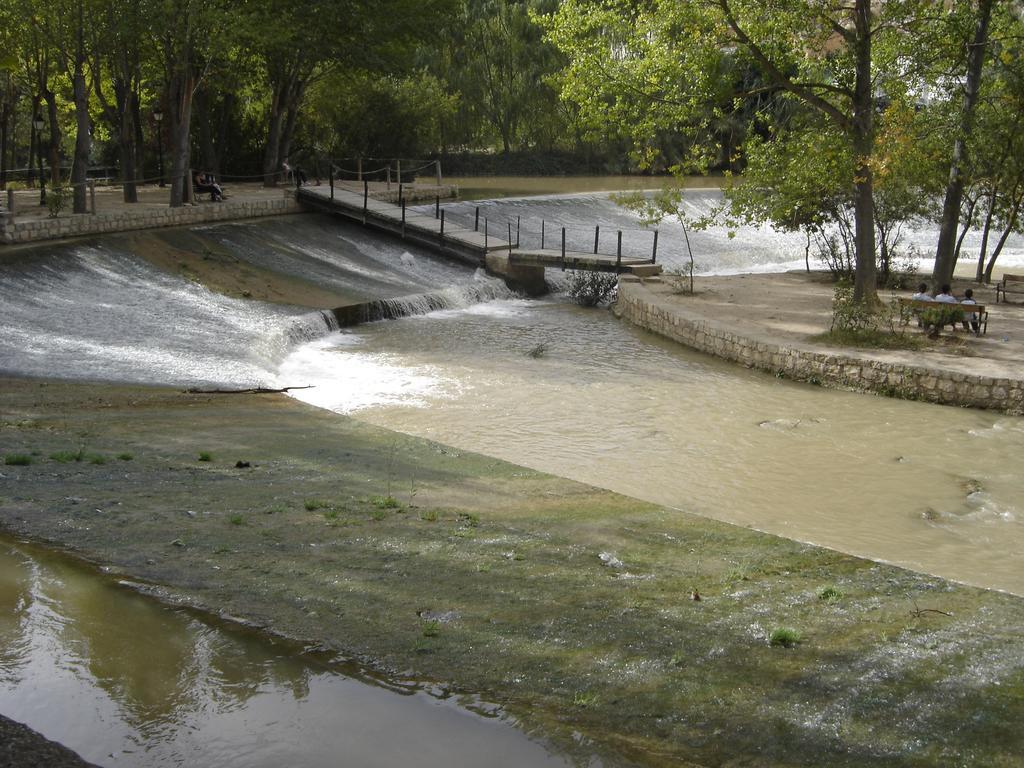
[567,270,618,307]
[4,454,32,466]
[46,186,69,218]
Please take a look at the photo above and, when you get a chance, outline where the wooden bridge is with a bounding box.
[296,183,662,295]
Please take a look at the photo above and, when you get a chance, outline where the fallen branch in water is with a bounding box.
[185,385,315,395]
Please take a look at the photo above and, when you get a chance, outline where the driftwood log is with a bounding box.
[184,385,314,394]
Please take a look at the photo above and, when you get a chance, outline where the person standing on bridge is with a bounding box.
[282,158,307,188]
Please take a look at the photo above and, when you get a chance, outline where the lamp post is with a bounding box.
[153,106,164,188]
[32,115,46,206]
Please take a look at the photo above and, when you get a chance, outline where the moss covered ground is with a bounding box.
[2,376,1023,767]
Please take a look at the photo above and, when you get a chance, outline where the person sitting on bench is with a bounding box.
[194,171,224,201]
[960,288,980,333]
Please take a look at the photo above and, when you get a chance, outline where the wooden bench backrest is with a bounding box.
[1001,274,1024,284]
[898,298,986,313]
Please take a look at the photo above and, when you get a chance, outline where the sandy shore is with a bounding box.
[653,270,1024,379]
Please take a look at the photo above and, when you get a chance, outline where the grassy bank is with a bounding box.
[2,376,1023,766]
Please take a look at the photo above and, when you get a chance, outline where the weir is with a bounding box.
[296,185,662,295]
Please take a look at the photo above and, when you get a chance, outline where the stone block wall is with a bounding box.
[0,196,302,245]
[615,279,1024,415]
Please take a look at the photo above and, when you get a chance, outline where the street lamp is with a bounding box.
[32,115,46,206]
[153,106,165,188]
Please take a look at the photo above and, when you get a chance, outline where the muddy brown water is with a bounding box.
[0,539,582,767]
[282,299,1024,596]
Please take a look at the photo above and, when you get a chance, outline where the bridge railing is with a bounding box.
[414,199,660,268]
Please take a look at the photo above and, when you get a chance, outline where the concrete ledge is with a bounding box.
[615,279,1024,415]
[0,196,302,245]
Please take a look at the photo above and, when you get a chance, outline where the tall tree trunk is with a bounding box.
[851,0,877,304]
[975,185,996,282]
[167,70,194,207]
[45,91,60,188]
[71,67,91,214]
[118,86,138,203]
[984,188,1024,282]
[0,100,9,190]
[262,80,288,187]
[932,0,994,286]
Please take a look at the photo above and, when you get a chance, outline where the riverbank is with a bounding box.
[2,376,1023,766]
[0,181,455,246]
[617,272,1024,414]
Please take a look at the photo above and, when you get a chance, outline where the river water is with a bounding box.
[1,182,1023,763]
[0,540,574,768]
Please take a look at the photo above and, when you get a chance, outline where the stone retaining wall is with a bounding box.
[1,196,302,245]
[615,278,1024,415]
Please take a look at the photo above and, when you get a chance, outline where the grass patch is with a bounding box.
[50,450,83,463]
[323,508,340,521]
[303,498,326,511]
[812,328,925,351]
[818,585,844,603]
[420,509,439,522]
[370,495,401,510]
[87,453,107,465]
[198,451,213,462]
[4,454,32,466]
[228,514,245,526]
[422,620,441,638]
[769,627,802,648]
[117,452,134,461]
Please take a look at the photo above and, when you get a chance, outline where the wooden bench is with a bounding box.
[897,298,988,336]
[996,274,1024,303]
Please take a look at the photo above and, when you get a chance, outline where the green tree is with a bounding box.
[547,0,946,304]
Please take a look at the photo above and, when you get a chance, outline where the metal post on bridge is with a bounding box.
[440,209,446,244]
[329,168,334,201]
[401,197,406,237]
[397,160,402,186]
[516,216,520,247]
[616,230,622,271]
[398,183,403,207]
[485,217,488,249]
[594,225,600,254]
[561,227,566,271]
[508,222,513,257]
[474,206,479,232]
[652,230,659,264]
[541,220,545,250]
[435,195,440,219]
[357,157,362,182]
[363,179,368,224]
[386,165,391,192]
